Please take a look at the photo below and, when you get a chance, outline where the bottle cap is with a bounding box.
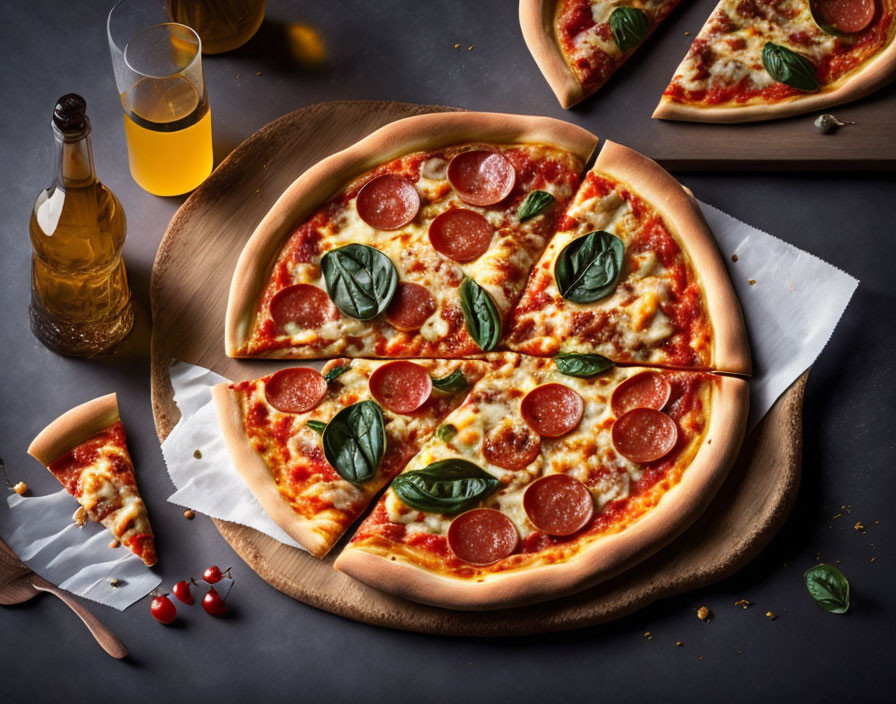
[53,94,88,133]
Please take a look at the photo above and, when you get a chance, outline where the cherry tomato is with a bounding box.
[150,594,177,624]
[202,587,228,616]
[172,580,193,605]
[203,565,224,584]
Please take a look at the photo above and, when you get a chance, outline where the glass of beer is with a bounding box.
[107,0,213,196]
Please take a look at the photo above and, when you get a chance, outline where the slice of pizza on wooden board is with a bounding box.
[520,0,683,108]
[212,358,488,557]
[27,393,157,567]
[334,353,748,610]
[225,112,598,360]
[653,0,896,122]
[505,140,750,374]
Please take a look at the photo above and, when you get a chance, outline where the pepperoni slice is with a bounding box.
[482,422,541,470]
[264,367,328,414]
[812,0,876,34]
[612,408,679,464]
[428,208,494,263]
[447,150,516,206]
[270,284,338,331]
[447,508,519,565]
[355,174,420,230]
[610,372,672,417]
[384,282,436,332]
[520,384,585,438]
[368,361,433,414]
[523,474,594,536]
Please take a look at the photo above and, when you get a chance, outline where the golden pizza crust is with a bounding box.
[653,18,896,122]
[224,111,599,358]
[27,393,121,467]
[334,374,748,610]
[595,140,751,375]
[211,384,338,557]
[519,0,585,108]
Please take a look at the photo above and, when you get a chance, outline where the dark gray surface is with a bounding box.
[1,1,894,701]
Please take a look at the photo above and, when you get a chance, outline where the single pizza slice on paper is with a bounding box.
[334,354,748,609]
[225,112,597,359]
[505,140,750,374]
[212,358,488,557]
[520,0,683,108]
[28,393,157,567]
[653,0,896,122]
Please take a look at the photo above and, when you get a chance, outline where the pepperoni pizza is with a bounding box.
[334,354,748,609]
[520,0,683,108]
[653,0,896,122]
[212,358,487,556]
[28,394,157,566]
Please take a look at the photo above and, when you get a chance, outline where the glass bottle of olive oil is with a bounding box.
[29,94,134,356]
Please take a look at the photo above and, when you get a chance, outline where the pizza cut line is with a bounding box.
[27,393,157,567]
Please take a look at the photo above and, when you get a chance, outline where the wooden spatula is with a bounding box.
[0,536,128,659]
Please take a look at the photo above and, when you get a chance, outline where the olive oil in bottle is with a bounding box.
[29,94,134,356]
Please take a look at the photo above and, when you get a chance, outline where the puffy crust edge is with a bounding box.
[652,26,896,123]
[519,0,585,108]
[27,393,121,467]
[595,140,752,376]
[210,384,335,558]
[334,375,749,610]
[224,111,599,358]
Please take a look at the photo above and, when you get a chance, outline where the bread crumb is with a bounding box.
[854,521,866,533]
[832,512,842,520]
[731,254,739,262]
[871,557,877,562]
[675,641,684,647]
[454,43,461,49]
[109,539,120,549]
[110,579,122,588]
[734,599,752,609]
[684,31,690,35]
[13,481,27,495]
[748,279,756,286]
[467,45,475,51]
[766,611,778,621]
[193,449,203,459]
[698,656,703,661]
[643,631,653,640]
[256,71,262,76]
[697,606,712,622]
[184,509,196,520]
[73,506,88,527]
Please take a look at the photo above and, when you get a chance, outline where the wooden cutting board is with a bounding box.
[150,100,805,636]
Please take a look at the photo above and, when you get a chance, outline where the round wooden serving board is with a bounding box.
[150,100,805,637]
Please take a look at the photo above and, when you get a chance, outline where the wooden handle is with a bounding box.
[32,580,128,659]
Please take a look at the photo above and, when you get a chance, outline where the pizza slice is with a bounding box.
[225,112,597,359]
[27,393,157,567]
[653,0,896,122]
[334,353,748,609]
[212,358,488,557]
[520,0,683,108]
[505,140,750,374]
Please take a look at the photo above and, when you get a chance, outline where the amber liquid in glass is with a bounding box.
[169,0,265,54]
[30,121,134,357]
[121,74,213,197]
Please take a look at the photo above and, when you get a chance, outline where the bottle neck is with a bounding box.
[53,120,97,189]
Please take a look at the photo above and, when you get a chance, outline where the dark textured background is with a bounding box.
[1,1,894,701]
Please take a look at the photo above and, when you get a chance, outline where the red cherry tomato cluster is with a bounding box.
[150,565,233,624]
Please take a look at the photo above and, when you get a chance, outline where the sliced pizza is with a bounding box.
[27,393,157,567]
[334,353,748,609]
[520,0,683,108]
[212,358,488,557]
[654,0,896,122]
[225,112,597,360]
[505,140,750,374]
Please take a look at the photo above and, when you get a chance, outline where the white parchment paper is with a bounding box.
[160,200,858,547]
[5,491,161,610]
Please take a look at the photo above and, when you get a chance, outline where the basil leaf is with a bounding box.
[321,243,398,320]
[436,424,458,442]
[306,419,327,435]
[804,563,850,614]
[554,352,614,378]
[431,369,468,393]
[324,365,349,383]
[459,277,501,351]
[392,459,499,514]
[610,7,650,52]
[322,400,386,484]
[517,190,556,222]
[554,231,625,304]
[762,43,819,92]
